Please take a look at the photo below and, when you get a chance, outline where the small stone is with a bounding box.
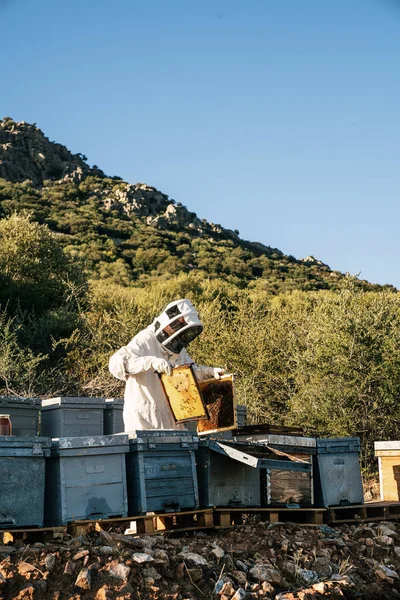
[177,551,207,567]
[144,577,155,588]
[18,562,36,575]
[232,570,247,586]
[95,585,114,600]
[249,565,283,586]
[211,544,225,560]
[132,552,154,565]
[99,546,117,556]
[73,549,89,561]
[44,553,57,571]
[261,581,274,594]
[232,588,246,600]
[64,560,75,575]
[75,567,91,590]
[144,566,161,581]
[376,535,394,546]
[108,561,131,581]
[220,581,235,596]
[365,538,374,547]
[154,549,169,564]
[185,567,201,582]
[312,582,326,593]
[376,565,399,580]
[236,560,249,572]
[33,580,48,594]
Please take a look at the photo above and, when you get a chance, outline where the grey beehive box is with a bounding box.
[0,436,51,527]
[197,439,313,508]
[104,398,124,434]
[44,434,129,525]
[41,397,105,437]
[126,430,199,514]
[0,396,41,436]
[314,437,364,507]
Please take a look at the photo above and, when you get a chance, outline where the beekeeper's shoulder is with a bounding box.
[126,326,155,353]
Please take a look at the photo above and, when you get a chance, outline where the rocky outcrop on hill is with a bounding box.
[2,518,400,599]
[0,117,103,185]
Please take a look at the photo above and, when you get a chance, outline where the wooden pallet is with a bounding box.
[214,506,326,527]
[1,526,65,544]
[67,508,215,537]
[326,501,400,524]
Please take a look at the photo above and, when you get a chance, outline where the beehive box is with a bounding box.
[160,365,208,423]
[104,398,124,434]
[232,433,316,506]
[374,441,400,501]
[197,374,237,434]
[41,397,105,437]
[126,430,199,514]
[45,435,129,525]
[314,438,363,507]
[197,439,313,508]
[0,396,41,436]
[0,436,51,527]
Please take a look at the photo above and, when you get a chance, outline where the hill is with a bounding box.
[0,116,392,293]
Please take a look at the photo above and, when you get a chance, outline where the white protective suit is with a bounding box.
[108,299,223,431]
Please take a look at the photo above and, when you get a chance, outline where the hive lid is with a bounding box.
[374,441,400,451]
[42,397,106,409]
[127,429,199,445]
[52,434,130,450]
[0,436,52,454]
[105,398,124,407]
[0,396,41,408]
[316,437,361,453]
[233,433,316,449]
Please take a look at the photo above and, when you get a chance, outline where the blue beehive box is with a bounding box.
[104,398,124,434]
[0,396,41,436]
[126,430,199,514]
[314,437,364,507]
[45,434,129,525]
[41,397,105,437]
[0,436,51,527]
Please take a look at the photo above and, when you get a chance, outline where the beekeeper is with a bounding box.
[108,298,225,430]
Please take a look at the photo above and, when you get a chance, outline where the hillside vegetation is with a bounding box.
[0,117,398,472]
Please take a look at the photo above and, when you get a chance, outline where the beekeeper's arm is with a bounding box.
[109,341,171,381]
[178,348,225,381]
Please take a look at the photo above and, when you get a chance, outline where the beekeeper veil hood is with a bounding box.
[152,299,203,354]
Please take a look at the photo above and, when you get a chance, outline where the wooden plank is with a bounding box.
[136,517,155,535]
[197,511,214,527]
[219,512,232,527]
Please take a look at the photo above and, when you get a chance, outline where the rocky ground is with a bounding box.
[1,518,400,600]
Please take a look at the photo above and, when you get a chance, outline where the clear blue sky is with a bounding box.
[1,0,400,287]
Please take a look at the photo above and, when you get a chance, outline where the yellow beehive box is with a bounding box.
[159,365,208,423]
[374,441,400,501]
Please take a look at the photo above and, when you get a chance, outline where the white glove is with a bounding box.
[151,358,172,376]
[213,368,225,380]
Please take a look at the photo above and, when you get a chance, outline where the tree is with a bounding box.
[0,212,84,313]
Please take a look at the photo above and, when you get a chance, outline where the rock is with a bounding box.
[154,549,170,565]
[311,557,332,579]
[177,551,208,567]
[261,581,274,594]
[249,565,283,586]
[297,568,319,585]
[99,546,117,556]
[0,545,16,556]
[95,586,114,600]
[175,562,185,579]
[232,570,247,586]
[365,538,374,547]
[18,562,37,575]
[211,545,225,560]
[73,549,89,560]
[220,581,235,596]
[108,561,131,581]
[376,565,399,580]
[64,560,76,575]
[33,580,48,594]
[394,546,400,558]
[378,526,397,537]
[13,585,35,600]
[187,568,203,583]
[44,553,57,571]
[232,589,246,600]
[236,560,249,572]
[75,568,91,590]
[144,566,161,581]
[132,552,154,564]
[375,535,394,546]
